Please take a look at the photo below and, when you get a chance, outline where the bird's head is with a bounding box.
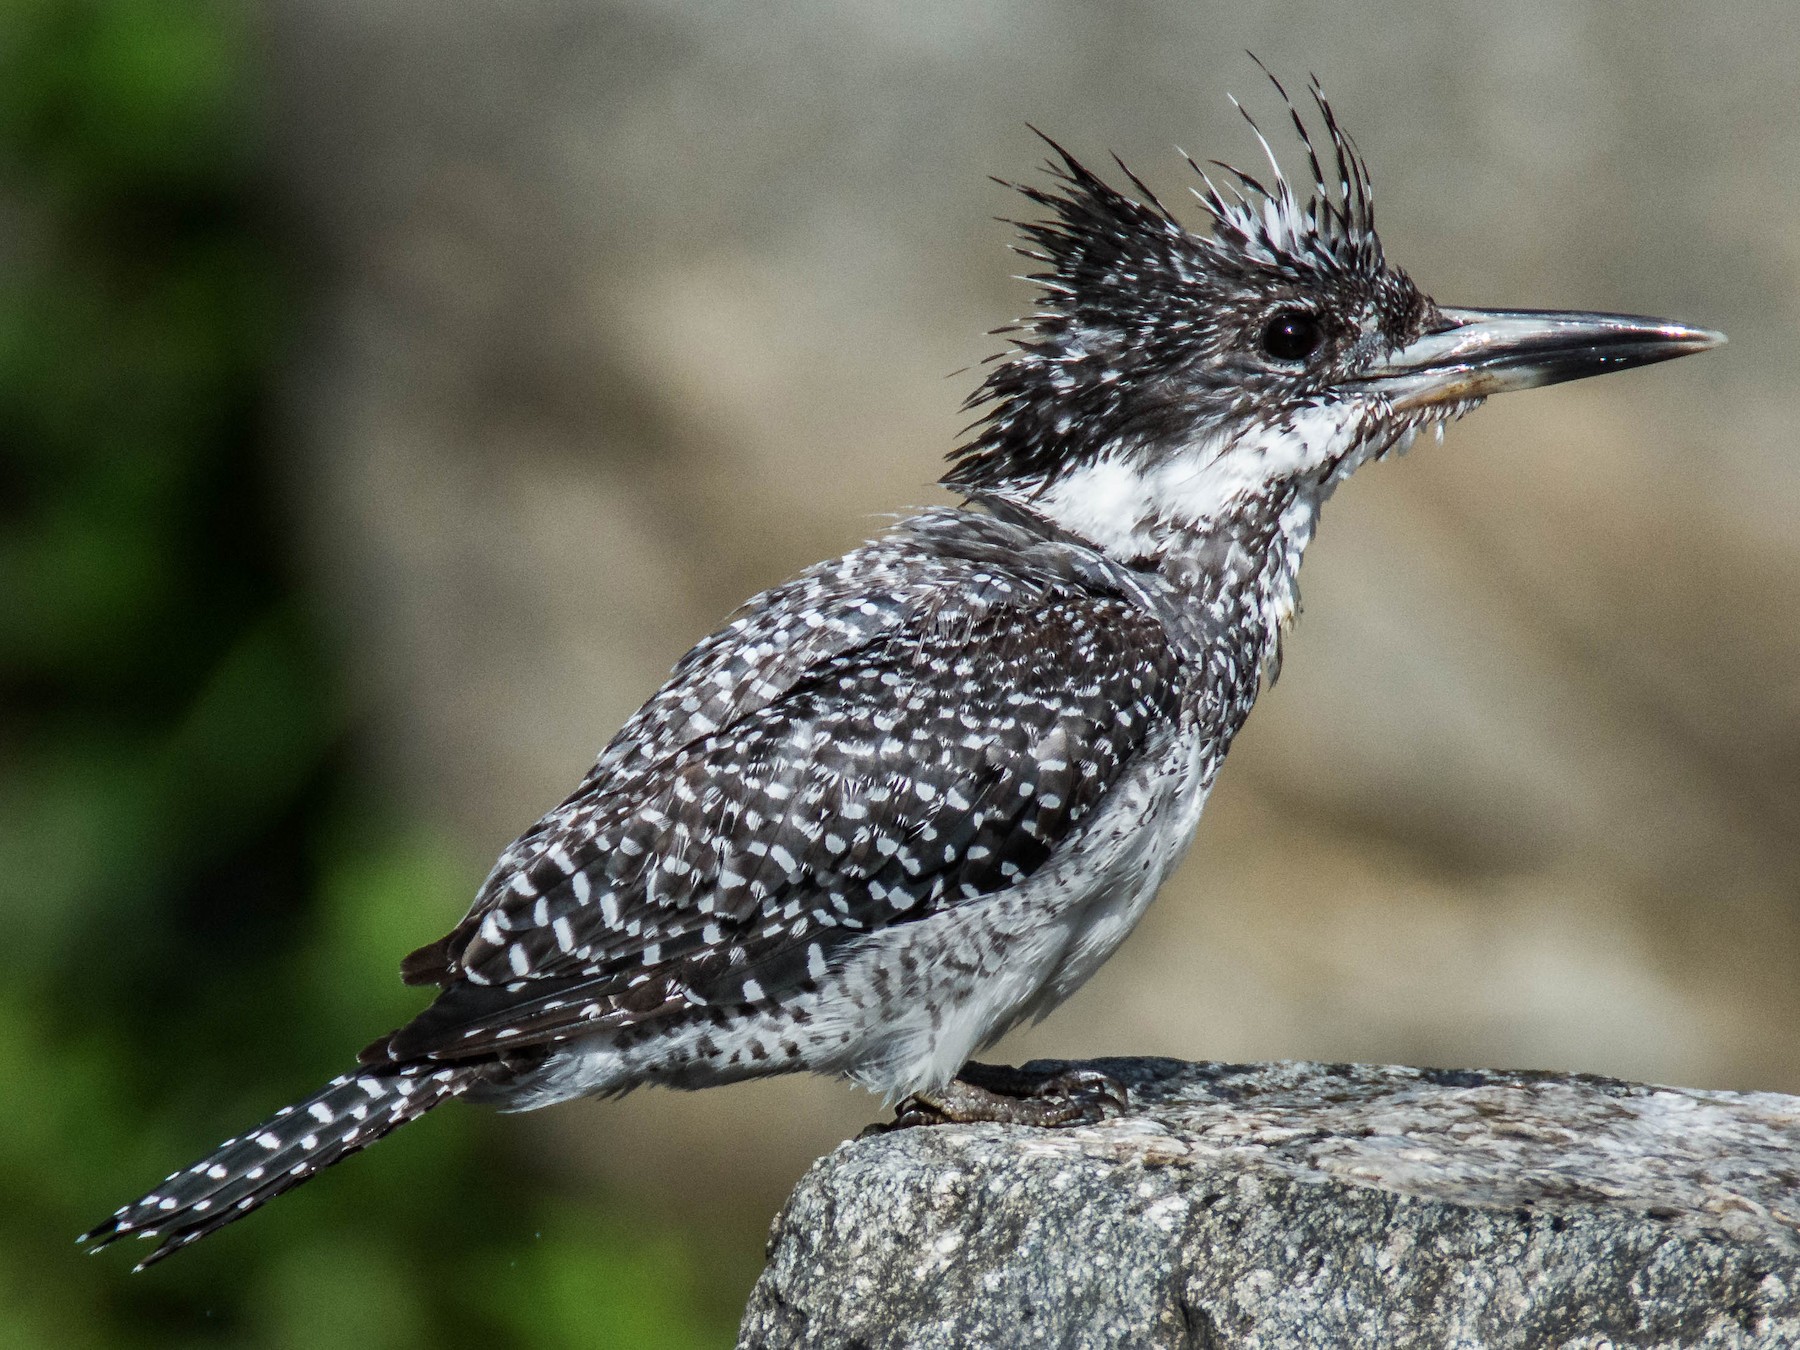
[944,71,1723,562]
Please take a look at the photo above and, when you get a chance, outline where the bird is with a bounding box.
[83,68,1723,1269]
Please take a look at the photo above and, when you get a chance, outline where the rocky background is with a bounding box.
[10,2,1796,1345]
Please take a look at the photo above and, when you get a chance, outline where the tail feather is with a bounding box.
[80,1062,476,1269]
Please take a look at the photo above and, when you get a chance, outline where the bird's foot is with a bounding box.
[864,1061,1130,1135]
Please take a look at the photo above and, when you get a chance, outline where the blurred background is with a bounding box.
[3,1,1795,1345]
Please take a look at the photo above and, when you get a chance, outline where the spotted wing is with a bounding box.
[373,557,1181,1063]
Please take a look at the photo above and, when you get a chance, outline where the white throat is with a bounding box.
[1004,402,1364,559]
[997,402,1376,669]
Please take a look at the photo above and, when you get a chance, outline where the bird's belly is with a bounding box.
[1014,725,1215,1027]
[494,727,1218,1111]
[837,724,1216,1098]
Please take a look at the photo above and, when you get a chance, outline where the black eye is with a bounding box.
[1259,310,1323,363]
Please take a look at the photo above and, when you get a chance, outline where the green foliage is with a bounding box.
[0,3,732,1344]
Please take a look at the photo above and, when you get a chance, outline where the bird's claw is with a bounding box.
[1039,1066,1131,1117]
[864,1061,1131,1134]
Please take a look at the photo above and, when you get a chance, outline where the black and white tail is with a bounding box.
[80,1062,476,1269]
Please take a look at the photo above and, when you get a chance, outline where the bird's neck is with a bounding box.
[1151,488,1317,682]
[990,452,1322,675]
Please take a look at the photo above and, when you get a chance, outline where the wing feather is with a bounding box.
[372,518,1183,1063]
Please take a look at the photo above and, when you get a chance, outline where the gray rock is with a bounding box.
[738,1059,1800,1349]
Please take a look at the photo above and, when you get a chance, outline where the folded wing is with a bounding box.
[370,527,1183,1065]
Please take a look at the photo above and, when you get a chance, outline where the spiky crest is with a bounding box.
[944,65,1399,493]
[1188,60,1381,278]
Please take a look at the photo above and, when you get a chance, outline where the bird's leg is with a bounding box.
[870,1060,1130,1133]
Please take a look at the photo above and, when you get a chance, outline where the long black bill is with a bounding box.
[1355,306,1726,411]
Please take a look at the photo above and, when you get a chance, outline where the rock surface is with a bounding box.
[738,1059,1800,1349]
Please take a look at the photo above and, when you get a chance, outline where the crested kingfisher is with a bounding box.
[84,71,1723,1267]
